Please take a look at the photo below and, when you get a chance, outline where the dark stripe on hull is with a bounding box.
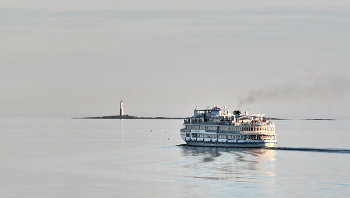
[185,141,276,148]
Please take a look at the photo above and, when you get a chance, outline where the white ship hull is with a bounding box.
[181,132,277,148]
[184,139,277,148]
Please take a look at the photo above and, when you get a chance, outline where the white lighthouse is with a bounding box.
[120,100,124,116]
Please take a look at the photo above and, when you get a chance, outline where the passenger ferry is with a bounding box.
[180,106,277,148]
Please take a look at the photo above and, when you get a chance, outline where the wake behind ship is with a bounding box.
[180,106,277,148]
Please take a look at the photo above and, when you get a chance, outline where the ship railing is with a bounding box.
[185,121,223,125]
[241,131,275,135]
[187,122,239,126]
[240,122,274,126]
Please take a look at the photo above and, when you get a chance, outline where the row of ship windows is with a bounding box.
[186,125,274,131]
[242,126,275,131]
[185,125,217,130]
[187,133,274,140]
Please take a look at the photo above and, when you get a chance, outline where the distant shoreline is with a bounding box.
[302,118,336,120]
[74,115,336,120]
[77,115,184,119]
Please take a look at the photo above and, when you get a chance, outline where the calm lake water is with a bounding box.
[1,117,350,197]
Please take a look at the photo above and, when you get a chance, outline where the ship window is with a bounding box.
[186,133,190,137]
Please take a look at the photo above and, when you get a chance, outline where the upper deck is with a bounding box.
[183,105,275,128]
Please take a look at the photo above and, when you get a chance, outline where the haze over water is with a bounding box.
[1,117,349,197]
[2,1,350,197]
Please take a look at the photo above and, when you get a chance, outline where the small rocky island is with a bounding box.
[81,115,184,119]
[79,101,184,119]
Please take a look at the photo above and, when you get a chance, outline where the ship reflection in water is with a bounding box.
[179,145,276,182]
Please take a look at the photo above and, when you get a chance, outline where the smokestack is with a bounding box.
[120,100,124,116]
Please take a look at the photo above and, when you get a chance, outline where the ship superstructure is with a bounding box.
[180,106,277,148]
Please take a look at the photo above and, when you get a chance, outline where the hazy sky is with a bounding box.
[1,1,350,118]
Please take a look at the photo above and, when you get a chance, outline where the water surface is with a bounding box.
[1,117,349,197]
